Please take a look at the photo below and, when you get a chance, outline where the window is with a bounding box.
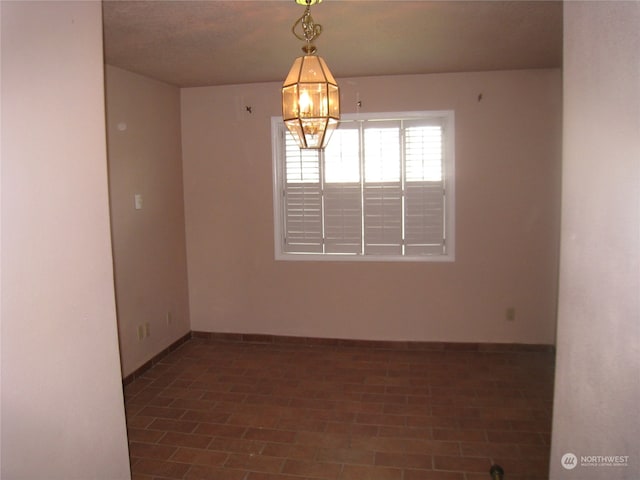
[271,111,455,261]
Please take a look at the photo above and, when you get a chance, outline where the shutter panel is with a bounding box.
[284,184,322,253]
[324,128,362,254]
[405,182,444,255]
[364,183,402,255]
[324,183,362,254]
[404,123,445,255]
[283,133,322,253]
[363,124,402,255]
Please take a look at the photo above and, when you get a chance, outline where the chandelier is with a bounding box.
[282,0,340,149]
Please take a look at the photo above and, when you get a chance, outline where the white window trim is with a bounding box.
[271,111,455,262]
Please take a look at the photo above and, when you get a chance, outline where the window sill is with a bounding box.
[274,252,455,263]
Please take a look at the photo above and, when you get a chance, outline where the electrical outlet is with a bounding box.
[506,307,516,321]
[137,325,145,341]
[144,322,151,337]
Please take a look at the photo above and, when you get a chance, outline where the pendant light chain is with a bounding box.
[292,3,322,53]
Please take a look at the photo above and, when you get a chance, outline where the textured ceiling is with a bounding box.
[102,0,563,88]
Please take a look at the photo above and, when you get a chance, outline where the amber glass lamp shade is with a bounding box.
[282,54,340,149]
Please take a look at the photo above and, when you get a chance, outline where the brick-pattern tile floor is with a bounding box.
[124,339,555,480]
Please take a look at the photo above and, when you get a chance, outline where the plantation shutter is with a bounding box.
[323,128,362,254]
[283,133,323,253]
[276,112,452,259]
[363,123,402,255]
[404,121,446,255]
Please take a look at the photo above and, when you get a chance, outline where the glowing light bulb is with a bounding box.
[299,90,313,117]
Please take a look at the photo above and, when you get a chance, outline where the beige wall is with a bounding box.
[181,69,562,345]
[550,2,640,478]
[105,65,191,377]
[0,2,130,478]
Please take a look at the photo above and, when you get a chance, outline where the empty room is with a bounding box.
[1,1,638,480]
